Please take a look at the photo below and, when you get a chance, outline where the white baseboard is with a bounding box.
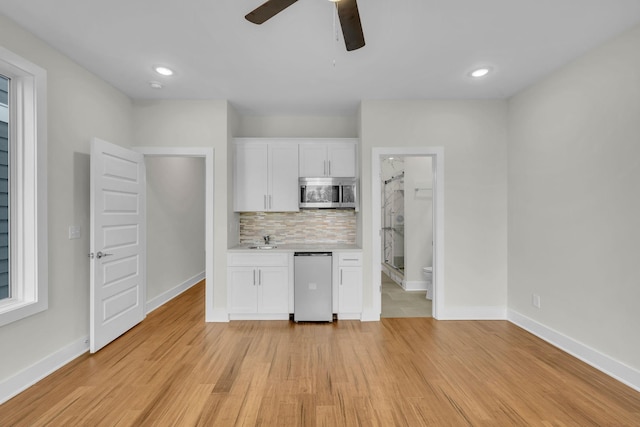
[402,280,428,291]
[228,313,289,321]
[145,271,205,314]
[360,310,380,322]
[437,306,507,320]
[0,336,89,405]
[206,309,230,322]
[508,309,640,393]
[337,313,362,320]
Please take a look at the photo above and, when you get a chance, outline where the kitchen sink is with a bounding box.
[248,245,277,250]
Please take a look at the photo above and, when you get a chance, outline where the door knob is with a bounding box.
[96,251,113,259]
[89,251,113,260]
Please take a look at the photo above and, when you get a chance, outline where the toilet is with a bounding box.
[422,267,433,300]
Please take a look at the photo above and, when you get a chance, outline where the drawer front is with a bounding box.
[228,252,289,267]
[338,252,362,266]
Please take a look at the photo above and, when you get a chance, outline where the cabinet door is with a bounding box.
[328,142,356,177]
[258,266,289,313]
[338,266,362,314]
[269,143,299,211]
[228,267,258,313]
[299,144,327,177]
[235,143,268,211]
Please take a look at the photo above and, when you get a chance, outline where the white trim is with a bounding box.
[438,306,507,320]
[508,310,640,392]
[372,147,444,319]
[145,271,205,314]
[401,280,428,291]
[0,336,88,405]
[229,313,289,321]
[134,147,215,323]
[0,46,48,327]
[360,309,380,322]
[0,103,7,122]
[207,309,230,322]
[337,313,361,320]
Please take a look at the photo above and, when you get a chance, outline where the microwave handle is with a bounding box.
[339,183,343,207]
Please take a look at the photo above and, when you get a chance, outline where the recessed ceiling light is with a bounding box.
[154,66,174,76]
[470,67,491,78]
[149,81,163,89]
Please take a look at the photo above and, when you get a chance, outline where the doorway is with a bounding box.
[135,147,215,320]
[371,147,444,319]
[145,156,206,312]
[380,156,433,318]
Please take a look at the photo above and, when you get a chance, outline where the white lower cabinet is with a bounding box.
[334,252,363,319]
[228,251,362,320]
[228,253,291,319]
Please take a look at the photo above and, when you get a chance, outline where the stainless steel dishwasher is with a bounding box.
[294,252,333,322]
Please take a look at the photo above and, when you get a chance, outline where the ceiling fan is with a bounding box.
[245,0,365,51]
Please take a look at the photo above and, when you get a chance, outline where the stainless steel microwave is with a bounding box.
[299,177,358,210]
[299,178,359,210]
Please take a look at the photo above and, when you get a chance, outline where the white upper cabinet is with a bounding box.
[298,143,327,177]
[234,142,268,212]
[234,139,299,212]
[269,144,299,210]
[299,140,357,178]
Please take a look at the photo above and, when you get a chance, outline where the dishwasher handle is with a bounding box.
[294,252,332,257]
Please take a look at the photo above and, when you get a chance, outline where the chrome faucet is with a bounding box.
[263,235,271,245]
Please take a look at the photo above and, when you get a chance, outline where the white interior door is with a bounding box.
[90,138,146,353]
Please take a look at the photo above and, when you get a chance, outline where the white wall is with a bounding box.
[404,157,433,282]
[145,157,205,301]
[361,100,508,318]
[0,14,133,380]
[237,114,357,137]
[133,100,230,317]
[508,24,640,371]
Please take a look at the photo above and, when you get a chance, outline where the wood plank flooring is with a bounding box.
[2,281,640,426]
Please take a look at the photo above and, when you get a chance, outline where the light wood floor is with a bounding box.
[2,281,640,426]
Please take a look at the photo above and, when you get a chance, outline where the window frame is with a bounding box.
[0,46,48,327]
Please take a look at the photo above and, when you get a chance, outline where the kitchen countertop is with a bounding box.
[228,243,361,252]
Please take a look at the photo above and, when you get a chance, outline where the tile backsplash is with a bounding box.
[239,210,357,244]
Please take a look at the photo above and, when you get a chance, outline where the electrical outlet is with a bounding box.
[532,294,541,309]
[68,225,81,240]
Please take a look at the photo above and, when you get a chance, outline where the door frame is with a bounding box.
[371,147,444,319]
[134,147,215,321]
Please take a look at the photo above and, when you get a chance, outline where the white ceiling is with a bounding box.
[2,0,640,115]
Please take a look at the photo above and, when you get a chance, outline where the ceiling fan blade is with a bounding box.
[245,0,299,25]
[336,0,365,51]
